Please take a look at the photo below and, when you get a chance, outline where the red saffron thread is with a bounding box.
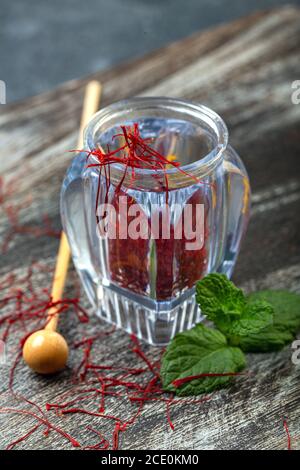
[0,408,81,448]
[1,203,60,253]
[172,372,245,388]
[112,422,121,450]
[6,424,41,450]
[283,419,292,450]
[84,426,109,450]
[0,174,59,254]
[166,397,175,431]
[130,335,159,379]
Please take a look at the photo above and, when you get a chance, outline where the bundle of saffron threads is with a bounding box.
[81,122,202,209]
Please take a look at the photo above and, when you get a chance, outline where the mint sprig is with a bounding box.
[161,274,300,396]
[195,273,245,318]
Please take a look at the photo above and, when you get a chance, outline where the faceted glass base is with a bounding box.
[96,285,202,345]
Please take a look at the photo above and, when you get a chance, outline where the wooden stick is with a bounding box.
[45,81,102,332]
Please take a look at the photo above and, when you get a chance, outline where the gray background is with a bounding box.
[1,0,299,102]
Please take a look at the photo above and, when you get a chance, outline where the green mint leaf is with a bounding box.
[196,274,273,340]
[249,290,300,334]
[195,273,245,321]
[238,290,300,352]
[236,326,293,352]
[160,324,246,396]
[224,299,274,340]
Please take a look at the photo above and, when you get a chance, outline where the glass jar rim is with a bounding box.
[84,97,228,179]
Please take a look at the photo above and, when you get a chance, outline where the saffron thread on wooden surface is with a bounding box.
[5,424,42,450]
[0,182,60,253]
[283,419,292,450]
[0,408,81,448]
[84,426,109,450]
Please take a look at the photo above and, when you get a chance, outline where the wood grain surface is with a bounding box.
[0,6,300,450]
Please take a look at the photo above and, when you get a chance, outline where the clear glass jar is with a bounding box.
[61,97,250,345]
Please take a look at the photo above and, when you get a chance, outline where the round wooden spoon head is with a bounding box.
[23,330,68,374]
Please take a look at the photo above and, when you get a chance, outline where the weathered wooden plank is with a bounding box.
[0,6,300,450]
